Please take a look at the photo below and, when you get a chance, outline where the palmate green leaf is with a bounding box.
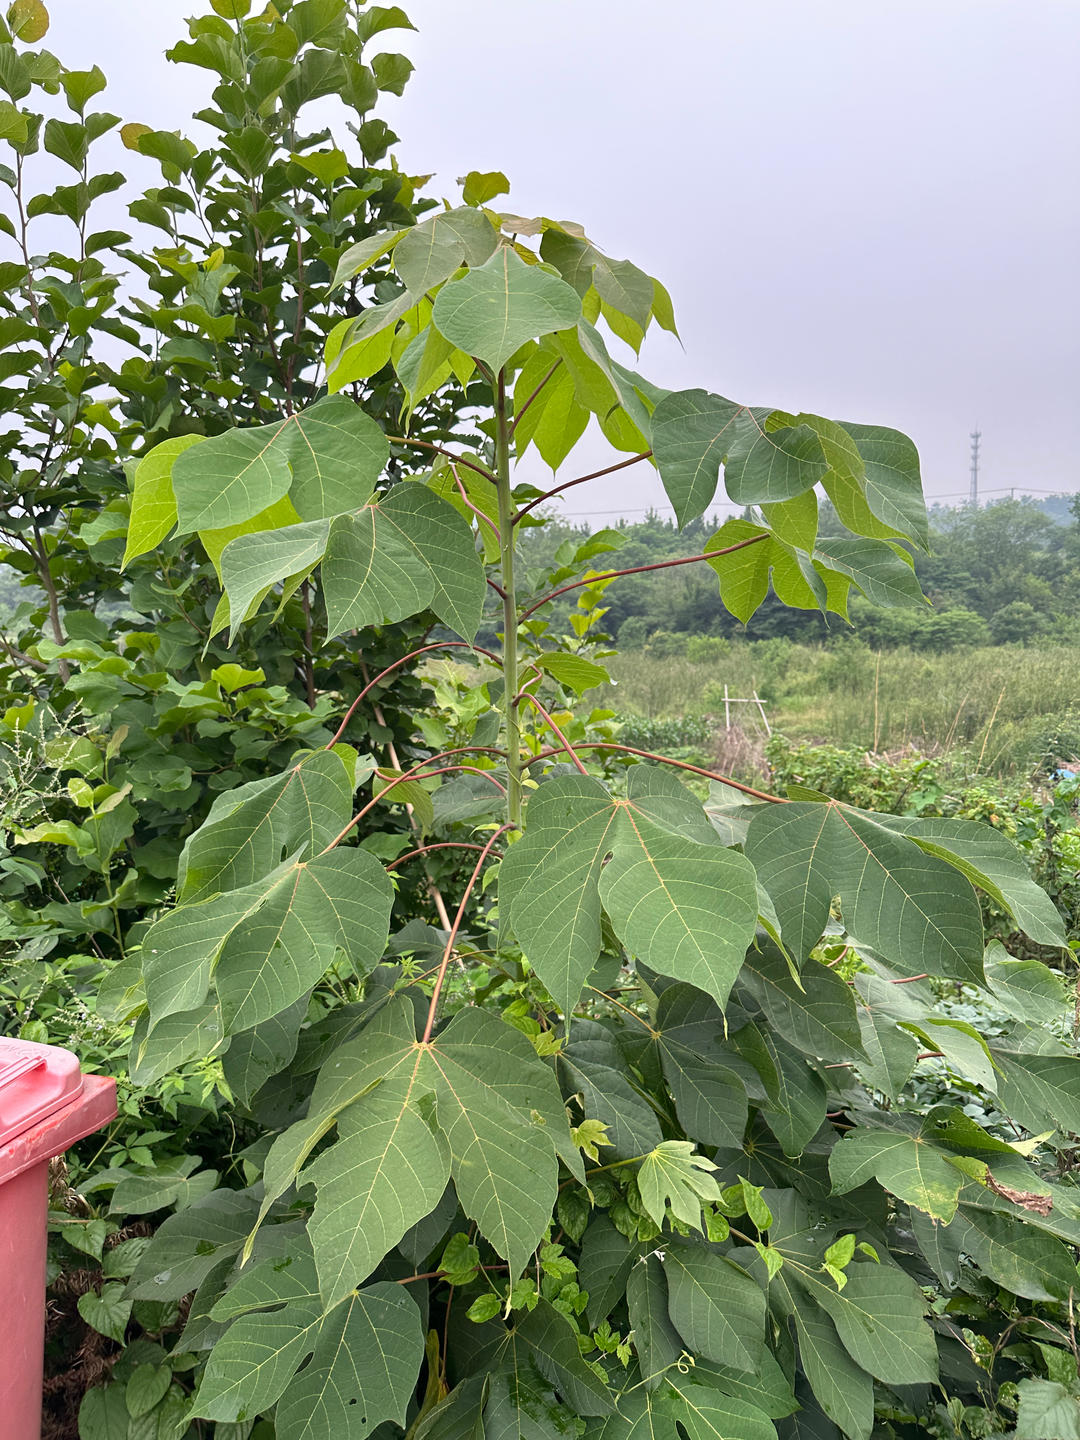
[667,1373,778,1440]
[126,1189,259,1302]
[594,1371,778,1440]
[143,847,393,1034]
[484,1367,575,1440]
[837,421,928,550]
[722,409,828,505]
[795,1264,938,1386]
[744,800,985,983]
[172,395,389,533]
[514,362,590,471]
[501,768,758,1016]
[855,1010,919,1101]
[432,247,582,375]
[195,1280,422,1433]
[322,482,484,641]
[177,748,355,904]
[637,1141,722,1230]
[331,227,406,289]
[794,1306,874,1440]
[285,997,574,1304]
[504,1301,615,1416]
[662,1242,765,1373]
[650,390,742,527]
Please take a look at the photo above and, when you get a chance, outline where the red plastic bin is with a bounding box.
[0,1037,116,1436]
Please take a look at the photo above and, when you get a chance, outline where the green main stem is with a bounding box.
[494,369,522,829]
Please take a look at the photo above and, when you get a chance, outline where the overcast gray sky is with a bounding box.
[50,1,1080,522]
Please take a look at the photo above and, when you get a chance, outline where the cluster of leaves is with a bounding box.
[3,5,1080,1440]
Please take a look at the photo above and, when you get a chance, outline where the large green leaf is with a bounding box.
[995,1049,1080,1137]
[704,518,823,624]
[432,247,582,375]
[794,1307,874,1440]
[652,985,748,1148]
[195,1279,422,1434]
[322,483,484,641]
[501,769,758,1015]
[739,943,864,1064]
[394,206,498,294]
[663,1243,765,1373]
[650,390,741,527]
[627,1255,683,1388]
[292,998,572,1303]
[722,409,828,505]
[124,433,202,563]
[177,748,355,904]
[812,537,925,610]
[143,847,392,1035]
[745,800,985,983]
[954,1208,1078,1303]
[172,395,389,532]
[828,1120,971,1222]
[877,816,1067,947]
[220,518,330,641]
[795,1265,937,1385]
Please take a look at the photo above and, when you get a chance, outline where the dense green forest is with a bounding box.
[511,495,1080,653]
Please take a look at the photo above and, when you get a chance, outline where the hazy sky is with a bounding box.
[48,1,1080,522]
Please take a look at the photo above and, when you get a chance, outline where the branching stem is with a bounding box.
[518,533,769,622]
[524,742,783,803]
[517,693,589,775]
[421,823,515,1044]
[387,435,497,486]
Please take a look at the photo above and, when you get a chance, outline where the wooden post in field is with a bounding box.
[754,691,771,735]
[723,684,731,731]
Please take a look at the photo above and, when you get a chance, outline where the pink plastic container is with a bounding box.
[0,1037,116,1435]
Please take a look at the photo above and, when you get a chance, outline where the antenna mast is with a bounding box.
[969,427,981,505]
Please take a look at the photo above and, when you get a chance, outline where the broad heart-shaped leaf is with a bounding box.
[793,1306,874,1440]
[143,848,393,1034]
[722,409,828,505]
[627,1255,684,1389]
[172,395,389,533]
[662,1242,765,1373]
[220,518,330,641]
[290,997,574,1305]
[954,1208,1078,1303]
[500,768,758,1016]
[837,421,928,549]
[705,518,823,624]
[876,816,1067,947]
[124,433,202,564]
[994,1048,1080,1137]
[793,1264,938,1386]
[651,985,748,1149]
[738,942,864,1064]
[812,536,925,610]
[594,1369,780,1440]
[178,748,355,904]
[195,1279,423,1433]
[431,246,582,376]
[650,390,742,527]
[393,206,498,294]
[322,482,484,641]
[828,1119,972,1222]
[744,800,985,984]
[984,940,1069,1023]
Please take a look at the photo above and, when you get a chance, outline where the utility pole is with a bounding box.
[969,427,981,506]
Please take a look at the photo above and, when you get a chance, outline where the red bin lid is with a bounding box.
[0,1038,85,1147]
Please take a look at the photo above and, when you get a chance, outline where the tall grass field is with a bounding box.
[606,641,1080,776]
